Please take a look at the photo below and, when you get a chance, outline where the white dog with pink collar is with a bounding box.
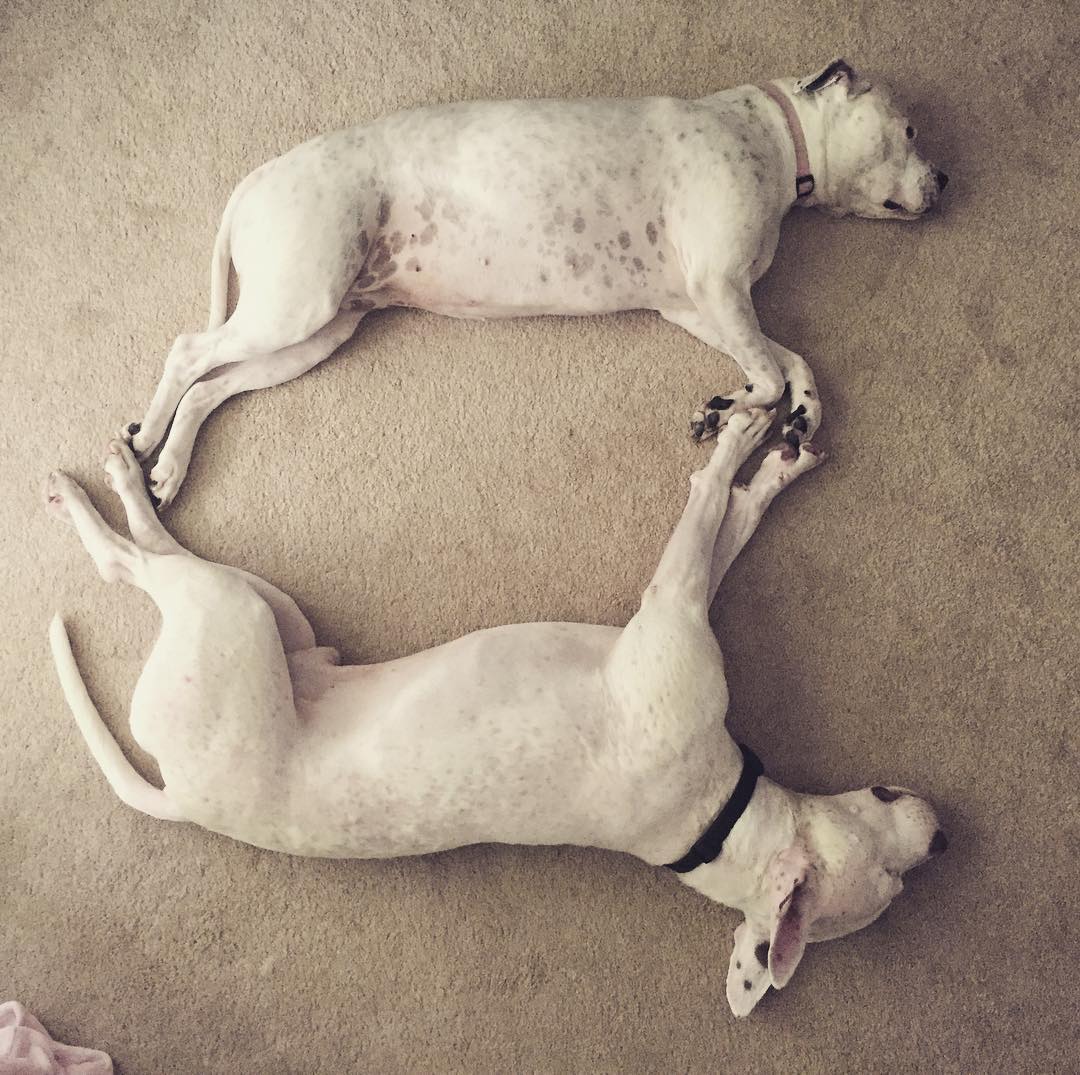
[121,58,947,507]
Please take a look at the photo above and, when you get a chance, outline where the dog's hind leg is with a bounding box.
[145,310,364,508]
[102,438,317,653]
[44,470,186,820]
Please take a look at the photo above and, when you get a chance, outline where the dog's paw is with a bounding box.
[43,471,77,522]
[147,456,183,509]
[103,438,143,489]
[690,395,740,441]
[104,439,161,507]
[713,407,774,463]
[120,420,159,460]
[780,394,823,449]
[757,441,827,489]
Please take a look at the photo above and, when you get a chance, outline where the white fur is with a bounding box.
[47,426,945,1015]
[122,59,945,506]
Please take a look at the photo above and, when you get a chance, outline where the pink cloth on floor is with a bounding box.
[0,1003,112,1075]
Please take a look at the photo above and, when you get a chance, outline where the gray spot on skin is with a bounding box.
[602,274,612,288]
[744,980,752,990]
[645,221,657,244]
[632,257,644,271]
[417,197,434,221]
[377,197,392,228]
[405,257,420,272]
[358,230,370,256]
[573,216,586,233]
[618,231,631,250]
[657,251,666,263]
[388,232,405,255]
[755,941,770,967]
[539,271,549,283]
[553,206,567,226]
[564,248,594,278]
[419,223,437,244]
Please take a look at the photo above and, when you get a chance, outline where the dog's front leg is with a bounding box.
[663,282,818,444]
[645,409,773,606]
[706,442,825,605]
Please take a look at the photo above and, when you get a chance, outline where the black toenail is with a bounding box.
[127,422,141,436]
[707,396,734,410]
[744,383,754,392]
[691,421,706,438]
[792,415,808,433]
[149,491,161,508]
[705,412,720,429]
[789,404,806,419]
[784,430,801,450]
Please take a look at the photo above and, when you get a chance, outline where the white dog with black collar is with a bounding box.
[47,418,946,1015]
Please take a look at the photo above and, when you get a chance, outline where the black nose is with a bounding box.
[928,830,949,855]
[936,170,949,190]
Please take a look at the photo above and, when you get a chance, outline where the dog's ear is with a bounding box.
[764,844,815,989]
[726,919,772,1017]
[796,58,870,97]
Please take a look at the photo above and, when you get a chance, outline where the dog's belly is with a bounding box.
[335,96,710,317]
[270,621,676,859]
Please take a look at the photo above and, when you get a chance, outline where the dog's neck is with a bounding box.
[675,777,799,915]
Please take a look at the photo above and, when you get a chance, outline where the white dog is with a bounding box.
[122,58,947,506]
[47,422,946,1015]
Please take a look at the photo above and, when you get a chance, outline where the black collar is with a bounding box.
[664,743,764,873]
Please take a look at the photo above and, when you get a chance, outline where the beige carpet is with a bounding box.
[2,2,1077,1072]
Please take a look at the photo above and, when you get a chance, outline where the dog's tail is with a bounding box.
[48,614,186,822]
[205,161,271,331]
[206,180,239,331]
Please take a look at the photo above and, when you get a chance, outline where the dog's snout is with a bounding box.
[935,169,949,191]
[928,829,948,856]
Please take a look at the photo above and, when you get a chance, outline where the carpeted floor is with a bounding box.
[2,2,1076,1072]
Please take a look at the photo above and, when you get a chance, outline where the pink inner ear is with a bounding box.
[769,882,809,987]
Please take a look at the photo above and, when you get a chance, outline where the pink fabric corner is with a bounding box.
[0,1003,112,1075]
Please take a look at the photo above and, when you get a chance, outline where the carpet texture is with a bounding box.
[1,2,1076,1072]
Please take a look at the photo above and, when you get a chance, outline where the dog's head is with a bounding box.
[794,58,948,219]
[726,783,946,1016]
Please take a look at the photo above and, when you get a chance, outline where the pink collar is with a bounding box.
[756,82,815,200]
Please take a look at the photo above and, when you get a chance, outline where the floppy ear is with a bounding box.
[726,919,772,1017]
[765,844,815,989]
[796,58,870,97]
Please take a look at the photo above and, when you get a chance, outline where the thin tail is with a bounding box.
[206,160,274,331]
[48,614,186,822]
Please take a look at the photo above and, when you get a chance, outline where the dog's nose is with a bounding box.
[935,170,949,191]
[928,829,949,856]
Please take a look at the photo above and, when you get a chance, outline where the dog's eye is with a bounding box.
[905,125,915,139]
[872,786,904,803]
[882,199,903,211]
